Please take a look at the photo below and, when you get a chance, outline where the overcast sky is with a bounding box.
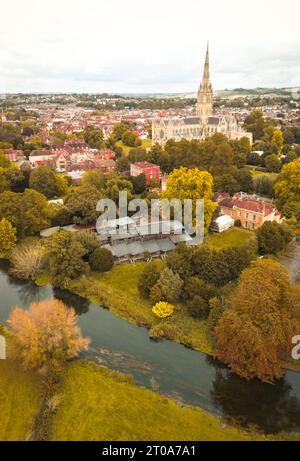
[0,0,299,94]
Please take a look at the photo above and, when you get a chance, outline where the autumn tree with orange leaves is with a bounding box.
[214,259,300,383]
[8,299,90,370]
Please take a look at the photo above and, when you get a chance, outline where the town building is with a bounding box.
[152,45,253,146]
[130,161,161,185]
[217,193,282,230]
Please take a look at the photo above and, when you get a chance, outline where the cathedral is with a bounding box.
[152,45,253,146]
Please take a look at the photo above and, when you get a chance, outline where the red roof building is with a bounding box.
[218,194,282,230]
[130,161,161,185]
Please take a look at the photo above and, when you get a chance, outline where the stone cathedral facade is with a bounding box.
[152,45,252,146]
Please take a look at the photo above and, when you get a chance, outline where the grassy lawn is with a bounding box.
[50,360,262,441]
[206,228,255,252]
[116,139,152,155]
[0,361,42,441]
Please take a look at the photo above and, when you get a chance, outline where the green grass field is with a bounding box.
[50,360,261,441]
[206,228,255,252]
[116,139,152,155]
[0,361,42,441]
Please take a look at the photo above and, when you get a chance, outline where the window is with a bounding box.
[245,222,248,228]
[253,214,256,221]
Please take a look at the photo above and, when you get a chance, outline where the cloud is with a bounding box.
[1,0,299,92]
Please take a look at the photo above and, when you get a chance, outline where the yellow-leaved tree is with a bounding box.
[8,299,90,370]
[163,167,216,233]
[274,157,300,219]
[0,218,16,254]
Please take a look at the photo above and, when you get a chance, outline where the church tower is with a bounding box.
[196,43,213,119]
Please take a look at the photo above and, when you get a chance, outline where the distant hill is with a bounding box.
[123,87,299,100]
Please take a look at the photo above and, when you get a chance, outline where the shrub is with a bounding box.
[89,247,114,272]
[138,260,163,298]
[9,242,46,280]
[150,267,183,303]
[257,222,292,255]
[76,230,100,256]
[152,301,174,319]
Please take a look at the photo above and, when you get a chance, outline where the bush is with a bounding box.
[76,230,100,256]
[138,260,163,298]
[152,301,174,319]
[9,242,46,280]
[89,247,114,272]
[257,222,293,255]
[187,296,209,319]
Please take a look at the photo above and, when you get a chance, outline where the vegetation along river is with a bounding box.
[0,259,300,435]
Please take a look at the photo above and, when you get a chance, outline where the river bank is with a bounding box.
[36,262,214,355]
[1,260,300,435]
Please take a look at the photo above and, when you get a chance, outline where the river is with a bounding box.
[1,260,300,434]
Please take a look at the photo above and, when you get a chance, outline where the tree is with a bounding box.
[0,189,50,238]
[257,222,292,255]
[272,129,284,153]
[234,168,253,193]
[0,150,11,168]
[121,131,142,147]
[265,154,282,173]
[46,230,89,288]
[89,247,114,272]
[0,218,16,253]
[84,125,104,149]
[150,267,183,303]
[82,170,105,191]
[163,167,216,233]
[9,242,46,280]
[214,259,300,382]
[29,166,67,199]
[138,260,163,298]
[65,184,102,225]
[166,243,194,280]
[274,157,300,219]
[75,230,100,256]
[9,299,90,370]
[131,174,147,194]
[253,174,276,197]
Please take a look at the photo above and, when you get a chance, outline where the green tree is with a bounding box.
[29,166,67,198]
[84,125,104,149]
[46,230,89,288]
[138,260,163,298]
[265,154,282,173]
[0,218,16,253]
[0,189,50,238]
[82,170,105,191]
[65,184,102,225]
[150,267,183,303]
[257,222,292,255]
[274,157,300,219]
[131,174,147,194]
[89,247,114,272]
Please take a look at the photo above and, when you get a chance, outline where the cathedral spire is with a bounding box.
[202,42,210,85]
[196,43,213,119]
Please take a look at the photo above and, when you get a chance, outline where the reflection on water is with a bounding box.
[211,365,300,433]
[53,288,89,315]
[1,260,300,434]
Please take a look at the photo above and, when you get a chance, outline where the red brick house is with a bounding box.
[218,195,282,230]
[130,161,161,185]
